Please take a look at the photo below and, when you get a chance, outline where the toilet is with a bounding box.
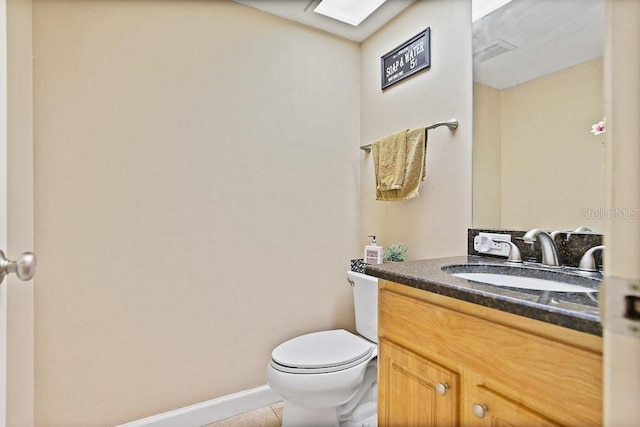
[266,270,378,427]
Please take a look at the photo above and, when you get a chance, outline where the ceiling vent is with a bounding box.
[474,39,517,63]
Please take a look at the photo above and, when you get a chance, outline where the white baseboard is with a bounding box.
[118,385,282,427]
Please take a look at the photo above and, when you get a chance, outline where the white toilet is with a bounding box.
[267,270,378,427]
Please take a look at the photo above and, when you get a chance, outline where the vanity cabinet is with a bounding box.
[378,279,603,427]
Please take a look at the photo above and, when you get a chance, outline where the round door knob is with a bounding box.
[13,252,37,281]
[0,250,37,284]
[473,403,488,418]
[435,382,449,396]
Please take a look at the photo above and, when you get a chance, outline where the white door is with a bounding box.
[0,0,9,420]
[603,1,640,425]
[0,0,36,425]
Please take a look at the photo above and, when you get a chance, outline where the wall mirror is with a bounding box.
[472,0,606,233]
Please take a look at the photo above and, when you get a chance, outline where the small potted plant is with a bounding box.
[383,243,408,262]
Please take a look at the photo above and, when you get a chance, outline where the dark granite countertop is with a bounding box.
[364,255,602,336]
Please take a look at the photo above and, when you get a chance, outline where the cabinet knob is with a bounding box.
[472,403,488,418]
[435,382,449,396]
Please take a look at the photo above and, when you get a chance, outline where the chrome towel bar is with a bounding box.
[359,118,458,152]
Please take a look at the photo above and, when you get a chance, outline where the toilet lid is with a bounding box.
[271,329,374,373]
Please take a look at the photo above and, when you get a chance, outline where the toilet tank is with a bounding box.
[347,270,378,343]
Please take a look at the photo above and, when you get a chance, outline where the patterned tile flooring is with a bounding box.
[205,402,283,427]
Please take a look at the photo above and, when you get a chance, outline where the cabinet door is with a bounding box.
[379,339,458,427]
[465,383,562,427]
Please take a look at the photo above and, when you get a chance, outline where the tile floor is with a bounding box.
[205,402,283,427]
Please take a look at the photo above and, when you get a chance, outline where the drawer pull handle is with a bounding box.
[473,403,488,418]
[435,382,449,396]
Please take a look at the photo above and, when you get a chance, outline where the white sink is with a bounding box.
[449,272,596,293]
[441,264,600,293]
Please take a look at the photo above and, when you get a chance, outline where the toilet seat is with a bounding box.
[270,329,375,374]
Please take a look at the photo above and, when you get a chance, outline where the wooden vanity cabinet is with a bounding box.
[378,279,603,427]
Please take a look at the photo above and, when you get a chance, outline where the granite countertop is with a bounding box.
[364,255,602,336]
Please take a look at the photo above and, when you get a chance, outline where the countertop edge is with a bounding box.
[364,256,602,336]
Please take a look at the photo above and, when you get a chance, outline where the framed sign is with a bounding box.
[381,28,431,89]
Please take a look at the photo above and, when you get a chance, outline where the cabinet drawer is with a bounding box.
[463,381,561,427]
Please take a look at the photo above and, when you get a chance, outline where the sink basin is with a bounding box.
[442,264,599,293]
[449,272,595,292]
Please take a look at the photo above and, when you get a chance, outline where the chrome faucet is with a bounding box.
[579,245,605,272]
[492,238,523,263]
[522,229,561,267]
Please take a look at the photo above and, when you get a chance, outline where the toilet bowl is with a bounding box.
[267,271,378,427]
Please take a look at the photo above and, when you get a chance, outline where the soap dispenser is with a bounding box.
[364,235,383,265]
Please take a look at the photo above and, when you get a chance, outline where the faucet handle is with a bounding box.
[492,239,523,263]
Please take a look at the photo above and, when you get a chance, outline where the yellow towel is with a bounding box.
[376,127,426,201]
[372,129,407,191]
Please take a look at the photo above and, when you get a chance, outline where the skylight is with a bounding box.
[472,0,514,22]
[313,0,388,27]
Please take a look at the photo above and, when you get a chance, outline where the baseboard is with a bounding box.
[118,385,282,427]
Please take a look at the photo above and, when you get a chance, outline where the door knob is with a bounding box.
[0,250,36,284]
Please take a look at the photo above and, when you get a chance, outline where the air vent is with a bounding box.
[473,39,516,63]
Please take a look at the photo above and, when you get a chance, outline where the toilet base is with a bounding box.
[341,413,377,427]
[281,401,377,427]
[280,362,377,427]
[282,401,339,427]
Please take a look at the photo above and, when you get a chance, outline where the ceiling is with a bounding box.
[473,0,605,90]
[231,0,605,90]
[231,0,415,43]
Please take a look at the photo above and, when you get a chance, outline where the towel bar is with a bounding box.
[359,118,458,152]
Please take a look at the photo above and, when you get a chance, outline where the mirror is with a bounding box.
[472,0,606,232]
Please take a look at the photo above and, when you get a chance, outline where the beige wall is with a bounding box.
[32,1,361,425]
[32,0,475,424]
[472,82,501,228]
[6,0,34,425]
[473,58,606,232]
[360,0,473,259]
[501,58,606,231]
